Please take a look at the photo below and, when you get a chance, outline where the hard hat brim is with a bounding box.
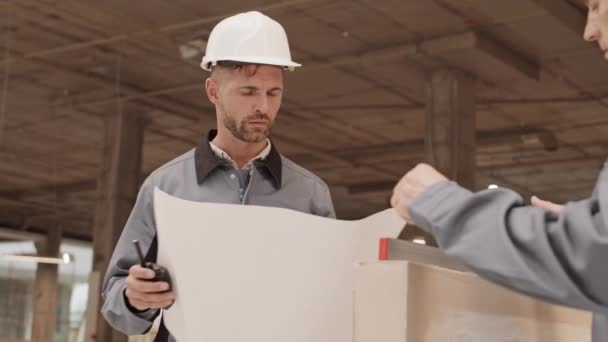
[201,56,301,71]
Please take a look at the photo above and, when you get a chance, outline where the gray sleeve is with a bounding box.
[408,168,608,314]
[100,177,161,335]
[312,181,336,219]
[593,314,608,341]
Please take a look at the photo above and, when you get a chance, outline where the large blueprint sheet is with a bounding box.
[154,188,404,342]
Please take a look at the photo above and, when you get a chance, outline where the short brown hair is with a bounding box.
[211,61,261,78]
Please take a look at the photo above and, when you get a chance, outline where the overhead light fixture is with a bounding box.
[179,39,207,59]
[488,184,499,189]
[176,29,210,60]
[520,131,558,151]
[412,237,426,245]
[0,252,73,265]
[62,252,73,264]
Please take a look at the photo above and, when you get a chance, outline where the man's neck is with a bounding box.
[211,130,268,168]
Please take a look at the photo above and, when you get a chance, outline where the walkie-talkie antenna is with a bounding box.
[133,240,146,267]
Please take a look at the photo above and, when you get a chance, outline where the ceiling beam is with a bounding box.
[0,225,92,243]
[530,0,587,35]
[0,179,95,199]
[473,31,541,80]
[0,206,92,241]
[0,226,44,242]
[52,90,608,116]
[305,31,540,79]
[343,155,605,194]
[282,96,607,112]
[297,128,558,164]
[347,181,396,195]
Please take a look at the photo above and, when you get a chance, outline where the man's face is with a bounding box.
[209,65,284,144]
[585,0,608,59]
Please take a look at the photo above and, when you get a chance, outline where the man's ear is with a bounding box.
[205,78,219,105]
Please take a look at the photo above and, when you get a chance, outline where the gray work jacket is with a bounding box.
[101,130,335,340]
[410,162,608,341]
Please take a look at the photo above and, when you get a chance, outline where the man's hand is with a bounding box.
[391,163,448,222]
[531,196,564,214]
[125,265,175,311]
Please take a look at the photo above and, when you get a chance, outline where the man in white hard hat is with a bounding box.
[101,11,335,342]
[390,0,608,340]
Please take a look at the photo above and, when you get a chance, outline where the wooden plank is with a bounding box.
[31,226,62,342]
[92,111,144,342]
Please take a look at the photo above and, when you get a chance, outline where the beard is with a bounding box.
[222,110,274,143]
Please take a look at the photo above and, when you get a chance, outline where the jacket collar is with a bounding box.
[194,130,282,189]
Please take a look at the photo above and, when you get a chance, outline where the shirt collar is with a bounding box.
[209,138,272,170]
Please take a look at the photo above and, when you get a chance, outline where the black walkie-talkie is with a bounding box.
[133,240,172,290]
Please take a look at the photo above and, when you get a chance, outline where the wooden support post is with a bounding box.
[401,69,477,246]
[425,69,477,189]
[31,227,62,342]
[91,112,144,342]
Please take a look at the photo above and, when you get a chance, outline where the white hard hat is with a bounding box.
[201,11,301,71]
